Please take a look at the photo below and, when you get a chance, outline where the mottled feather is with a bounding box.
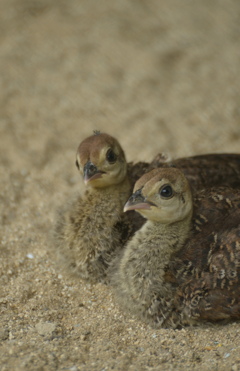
[153,153,240,191]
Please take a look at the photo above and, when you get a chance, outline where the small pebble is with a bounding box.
[26,253,34,259]
[35,322,57,336]
[0,328,9,341]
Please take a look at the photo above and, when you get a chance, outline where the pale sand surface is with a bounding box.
[1,1,240,370]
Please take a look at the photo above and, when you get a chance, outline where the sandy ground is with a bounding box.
[1,0,240,370]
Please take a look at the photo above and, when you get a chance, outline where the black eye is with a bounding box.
[106,149,117,164]
[159,185,173,198]
[75,160,80,170]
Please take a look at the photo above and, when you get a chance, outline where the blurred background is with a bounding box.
[1,1,240,369]
[1,0,240,169]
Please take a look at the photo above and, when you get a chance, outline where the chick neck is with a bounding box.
[86,175,131,206]
[153,210,191,245]
[118,209,193,314]
[136,210,193,266]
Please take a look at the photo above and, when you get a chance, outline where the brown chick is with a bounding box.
[111,167,240,328]
[55,132,161,283]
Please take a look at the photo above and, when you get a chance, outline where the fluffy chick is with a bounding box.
[55,132,157,283]
[112,167,240,328]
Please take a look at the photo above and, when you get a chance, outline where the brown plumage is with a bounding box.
[111,168,240,328]
[153,152,240,191]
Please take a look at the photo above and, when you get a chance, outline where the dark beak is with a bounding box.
[83,161,105,183]
[124,189,155,212]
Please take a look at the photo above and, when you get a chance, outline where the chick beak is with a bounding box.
[124,189,155,212]
[83,161,105,184]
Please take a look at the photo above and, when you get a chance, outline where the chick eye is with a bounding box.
[106,149,117,164]
[159,185,173,198]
